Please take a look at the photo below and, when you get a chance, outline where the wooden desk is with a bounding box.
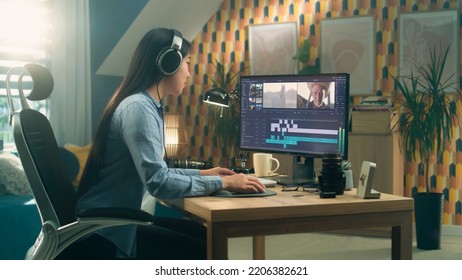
[160,188,413,260]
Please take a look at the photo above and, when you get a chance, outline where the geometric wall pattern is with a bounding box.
[164,0,462,225]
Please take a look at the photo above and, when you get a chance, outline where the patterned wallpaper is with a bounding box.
[164,0,461,225]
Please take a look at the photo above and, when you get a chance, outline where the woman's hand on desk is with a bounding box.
[221,174,266,193]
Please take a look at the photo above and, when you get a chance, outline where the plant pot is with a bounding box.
[413,192,443,250]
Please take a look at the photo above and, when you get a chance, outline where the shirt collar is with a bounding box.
[142,91,162,109]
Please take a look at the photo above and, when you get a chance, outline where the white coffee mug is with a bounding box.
[253,153,280,177]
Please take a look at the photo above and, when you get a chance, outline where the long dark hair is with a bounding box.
[78,28,191,197]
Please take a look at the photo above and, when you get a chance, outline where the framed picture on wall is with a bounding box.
[320,16,375,95]
[399,10,459,91]
[248,22,298,75]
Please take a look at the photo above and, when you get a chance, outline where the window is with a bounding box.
[0,0,52,148]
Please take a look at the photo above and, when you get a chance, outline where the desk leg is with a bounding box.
[208,223,228,260]
[391,212,413,260]
[252,235,265,260]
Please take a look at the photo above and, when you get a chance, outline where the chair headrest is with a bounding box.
[6,63,54,124]
[23,63,54,101]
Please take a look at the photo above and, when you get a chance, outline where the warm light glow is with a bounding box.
[0,0,53,62]
[165,128,179,145]
[164,113,188,158]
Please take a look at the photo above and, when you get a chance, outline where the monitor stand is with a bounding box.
[275,156,317,186]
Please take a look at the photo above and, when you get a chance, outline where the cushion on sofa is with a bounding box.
[64,144,92,187]
[0,153,32,196]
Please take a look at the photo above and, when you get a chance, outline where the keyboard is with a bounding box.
[257,177,277,187]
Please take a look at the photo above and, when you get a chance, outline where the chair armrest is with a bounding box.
[27,208,155,260]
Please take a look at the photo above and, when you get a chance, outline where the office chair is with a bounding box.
[7,64,156,259]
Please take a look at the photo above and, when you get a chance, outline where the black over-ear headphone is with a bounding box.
[156,29,183,76]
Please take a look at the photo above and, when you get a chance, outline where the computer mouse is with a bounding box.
[211,190,234,197]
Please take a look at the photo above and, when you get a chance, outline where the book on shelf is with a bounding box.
[352,105,392,111]
[352,96,393,111]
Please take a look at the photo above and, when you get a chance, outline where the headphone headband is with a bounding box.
[171,29,182,52]
[156,29,184,76]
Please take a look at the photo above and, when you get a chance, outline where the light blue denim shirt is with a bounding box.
[76,91,223,258]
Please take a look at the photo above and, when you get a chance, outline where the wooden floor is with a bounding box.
[228,225,462,260]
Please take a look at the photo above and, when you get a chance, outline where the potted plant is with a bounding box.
[205,60,243,164]
[293,39,319,74]
[391,44,461,250]
[342,160,353,191]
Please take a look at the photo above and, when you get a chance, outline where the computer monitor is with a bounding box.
[239,73,349,184]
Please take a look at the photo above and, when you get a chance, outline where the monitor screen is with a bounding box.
[239,73,350,183]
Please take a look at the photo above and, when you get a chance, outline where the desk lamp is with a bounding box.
[202,88,230,117]
[202,87,249,172]
[5,63,53,124]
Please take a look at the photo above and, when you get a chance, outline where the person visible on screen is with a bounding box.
[298,82,331,109]
[308,83,329,109]
[57,28,265,260]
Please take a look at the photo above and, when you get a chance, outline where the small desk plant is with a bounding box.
[391,44,461,250]
[342,160,353,190]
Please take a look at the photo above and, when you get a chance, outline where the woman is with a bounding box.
[58,28,265,260]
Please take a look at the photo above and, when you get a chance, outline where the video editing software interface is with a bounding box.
[239,73,349,160]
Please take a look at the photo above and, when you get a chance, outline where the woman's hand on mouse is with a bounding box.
[221,173,266,193]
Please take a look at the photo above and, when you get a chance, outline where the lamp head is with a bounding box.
[202,88,230,107]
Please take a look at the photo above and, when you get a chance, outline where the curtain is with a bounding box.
[0,0,53,147]
[50,0,91,146]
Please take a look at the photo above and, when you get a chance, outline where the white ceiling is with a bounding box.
[96,0,223,76]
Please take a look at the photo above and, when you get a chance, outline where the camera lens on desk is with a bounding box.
[172,159,212,170]
[318,152,346,195]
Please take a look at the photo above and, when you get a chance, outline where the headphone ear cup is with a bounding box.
[157,48,183,76]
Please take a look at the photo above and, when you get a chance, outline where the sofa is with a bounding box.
[0,147,80,259]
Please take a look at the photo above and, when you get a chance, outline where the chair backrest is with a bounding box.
[13,108,77,226]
